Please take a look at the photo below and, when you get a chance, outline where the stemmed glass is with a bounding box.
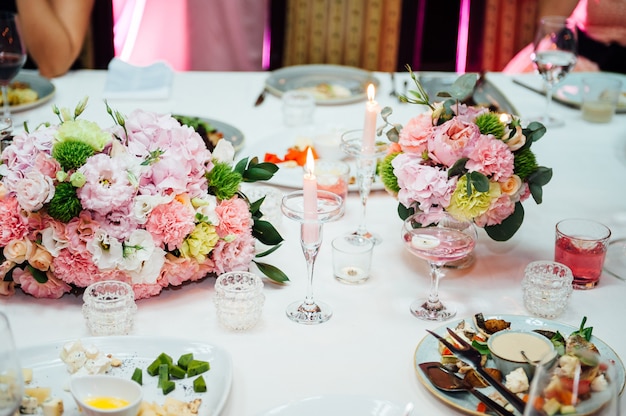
[523,350,618,416]
[0,312,24,416]
[341,129,389,245]
[401,211,477,321]
[281,190,343,324]
[530,15,577,128]
[0,12,26,138]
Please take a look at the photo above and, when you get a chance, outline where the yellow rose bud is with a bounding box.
[4,238,35,264]
[28,245,53,271]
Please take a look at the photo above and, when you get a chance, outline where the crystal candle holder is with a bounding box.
[214,271,265,331]
[82,280,137,336]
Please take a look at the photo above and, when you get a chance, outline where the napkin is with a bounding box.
[103,58,174,100]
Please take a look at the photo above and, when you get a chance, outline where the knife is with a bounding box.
[254,87,268,107]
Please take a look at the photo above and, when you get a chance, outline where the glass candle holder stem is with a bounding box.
[355,154,377,240]
[300,222,322,313]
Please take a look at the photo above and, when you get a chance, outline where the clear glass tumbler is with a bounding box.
[82,280,137,336]
[522,260,573,319]
[214,271,265,330]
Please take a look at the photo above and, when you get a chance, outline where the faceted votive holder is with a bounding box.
[244,185,283,226]
[522,261,573,319]
[214,271,265,331]
[82,280,137,336]
[332,234,374,284]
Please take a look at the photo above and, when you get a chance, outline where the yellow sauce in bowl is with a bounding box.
[85,396,130,409]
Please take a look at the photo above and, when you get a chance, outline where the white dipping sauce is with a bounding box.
[489,331,552,362]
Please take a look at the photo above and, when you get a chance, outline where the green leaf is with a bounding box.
[446,73,478,101]
[248,196,265,216]
[528,166,553,186]
[380,106,393,119]
[252,219,284,246]
[243,166,277,182]
[28,266,49,284]
[233,157,249,175]
[448,158,468,178]
[252,260,290,283]
[255,243,282,258]
[570,316,594,341]
[397,202,414,220]
[484,202,524,241]
[468,171,489,193]
[523,122,547,143]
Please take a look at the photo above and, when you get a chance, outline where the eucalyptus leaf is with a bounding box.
[529,183,544,204]
[397,202,414,220]
[380,106,393,119]
[528,166,553,186]
[468,171,489,193]
[252,260,290,283]
[446,73,478,100]
[484,202,524,241]
[448,158,469,178]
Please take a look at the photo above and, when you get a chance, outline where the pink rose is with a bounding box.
[398,113,433,154]
[14,170,55,212]
[27,245,53,271]
[428,118,480,167]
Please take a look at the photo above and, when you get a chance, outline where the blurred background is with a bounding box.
[87,0,539,73]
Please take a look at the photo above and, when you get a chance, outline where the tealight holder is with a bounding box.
[214,271,265,331]
[281,190,343,324]
[82,280,137,336]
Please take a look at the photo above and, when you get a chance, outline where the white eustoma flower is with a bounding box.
[121,229,155,272]
[212,139,235,164]
[131,194,173,224]
[87,229,124,270]
[40,226,69,257]
[193,194,220,225]
[127,246,166,285]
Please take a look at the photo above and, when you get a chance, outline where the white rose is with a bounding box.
[40,226,69,257]
[15,170,55,212]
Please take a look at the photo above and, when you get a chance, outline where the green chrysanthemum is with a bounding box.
[206,161,243,201]
[447,175,500,221]
[474,112,505,139]
[47,182,82,223]
[52,140,95,171]
[513,147,538,180]
[379,152,400,195]
[55,119,111,151]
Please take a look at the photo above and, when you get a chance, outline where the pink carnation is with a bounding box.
[465,135,515,181]
[0,197,29,245]
[52,249,130,287]
[393,154,456,212]
[132,283,164,300]
[65,211,100,253]
[429,118,480,167]
[12,268,71,299]
[398,113,433,154]
[210,230,256,275]
[160,253,214,286]
[144,198,196,250]
[216,197,253,238]
[475,194,516,227]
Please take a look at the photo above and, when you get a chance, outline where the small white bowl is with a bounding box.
[487,330,556,379]
[70,375,143,416]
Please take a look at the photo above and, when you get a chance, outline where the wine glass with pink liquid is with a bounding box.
[402,211,477,321]
[0,12,26,137]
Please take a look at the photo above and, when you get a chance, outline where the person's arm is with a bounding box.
[15,0,95,78]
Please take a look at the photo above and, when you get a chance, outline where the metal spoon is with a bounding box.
[419,362,514,416]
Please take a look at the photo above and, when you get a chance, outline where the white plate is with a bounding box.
[414,314,625,416]
[243,127,384,192]
[173,114,245,153]
[256,395,404,416]
[9,71,56,112]
[18,336,233,416]
[265,64,380,105]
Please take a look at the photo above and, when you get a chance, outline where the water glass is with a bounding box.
[282,90,315,127]
[214,271,265,330]
[522,260,573,318]
[315,160,350,212]
[554,219,611,289]
[581,76,622,123]
[82,280,137,336]
[332,234,374,284]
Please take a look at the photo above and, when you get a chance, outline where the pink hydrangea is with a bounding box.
[398,113,433,154]
[144,198,196,250]
[465,135,515,181]
[210,230,256,276]
[216,197,253,238]
[393,154,456,212]
[0,197,29,245]
[12,268,71,299]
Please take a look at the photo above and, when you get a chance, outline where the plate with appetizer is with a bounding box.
[1,71,55,112]
[414,314,625,416]
[173,115,244,153]
[17,336,233,416]
[243,127,384,192]
[264,64,380,105]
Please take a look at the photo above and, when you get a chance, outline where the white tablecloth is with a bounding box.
[2,69,626,415]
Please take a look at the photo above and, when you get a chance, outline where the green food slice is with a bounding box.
[193,375,207,393]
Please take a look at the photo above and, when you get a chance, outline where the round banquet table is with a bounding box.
[1,69,625,416]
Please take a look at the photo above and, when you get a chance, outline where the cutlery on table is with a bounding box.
[389,72,399,99]
[426,328,527,414]
[254,87,268,106]
[402,401,414,416]
[419,362,514,416]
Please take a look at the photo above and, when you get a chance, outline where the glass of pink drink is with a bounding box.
[554,219,611,289]
[401,211,477,321]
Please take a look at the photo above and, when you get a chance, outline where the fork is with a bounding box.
[426,328,527,414]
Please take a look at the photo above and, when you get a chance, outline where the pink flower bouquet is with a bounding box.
[379,72,552,241]
[0,99,285,299]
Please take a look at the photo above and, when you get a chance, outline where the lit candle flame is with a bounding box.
[499,113,511,123]
[305,147,315,177]
[367,84,376,102]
